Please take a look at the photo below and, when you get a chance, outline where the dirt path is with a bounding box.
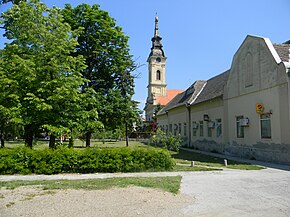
[0,186,191,217]
[1,168,290,216]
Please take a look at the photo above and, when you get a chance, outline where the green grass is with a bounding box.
[173,164,221,172]
[171,149,264,170]
[0,176,182,194]
[4,139,147,149]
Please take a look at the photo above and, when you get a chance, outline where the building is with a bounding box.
[156,35,290,165]
[144,16,183,122]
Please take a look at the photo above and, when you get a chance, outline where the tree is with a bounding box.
[62,4,140,146]
[0,0,24,5]
[0,52,22,147]
[0,0,87,148]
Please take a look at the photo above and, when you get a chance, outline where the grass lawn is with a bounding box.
[172,149,264,170]
[4,139,147,149]
[0,176,182,194]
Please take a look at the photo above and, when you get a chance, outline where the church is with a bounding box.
[145,17,290,165]
[143,16,183,122]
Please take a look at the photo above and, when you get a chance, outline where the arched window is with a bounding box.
[245,52,253,87]
[156,70,161,80]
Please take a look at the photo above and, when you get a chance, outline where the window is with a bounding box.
[236,116,244,138]
[245,52,253,87]
[174,124,178,136]
[260,114,271,139]
[192,121,197,137]
[165,125,168,135]
[156,70,161,80]
[216,119,222,137]
[199,121,204,137]
[169,124,172,133]
[178,123,181,135]
[208,125,212,137]
[184,123,187,136]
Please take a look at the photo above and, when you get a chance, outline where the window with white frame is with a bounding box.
[216,119,222,137]
[208,125,212,137]
[174,124,178,136]
[192,121,197,137]
[260,114,271,139]
[199,121,204,137]
[236,116,244,138]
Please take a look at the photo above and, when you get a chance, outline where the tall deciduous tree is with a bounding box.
[62,4,140,146]
[1,0,88,148]
[0,52,22,147]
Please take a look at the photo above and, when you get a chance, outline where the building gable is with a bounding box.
[225,35,288,99]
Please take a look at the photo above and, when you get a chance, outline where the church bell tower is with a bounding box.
[146,16,167,104]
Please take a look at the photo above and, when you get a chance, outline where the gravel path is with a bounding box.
[1,168,290,217]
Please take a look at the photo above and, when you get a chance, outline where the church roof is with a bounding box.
[273,43,290,62]
[156,89,183,106]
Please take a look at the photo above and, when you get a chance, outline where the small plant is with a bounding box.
[150,129,182,152]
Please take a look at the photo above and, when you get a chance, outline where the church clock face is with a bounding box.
[156,57,161,62]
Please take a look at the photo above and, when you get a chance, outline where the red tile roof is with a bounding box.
[156,89,184,106]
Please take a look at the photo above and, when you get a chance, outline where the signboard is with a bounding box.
[256,103,264,114]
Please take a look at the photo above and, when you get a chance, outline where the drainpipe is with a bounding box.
[286,63,290,137]
[186,103,191,147]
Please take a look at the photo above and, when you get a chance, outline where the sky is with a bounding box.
[1,0,290,114]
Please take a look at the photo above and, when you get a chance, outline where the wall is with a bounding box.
[157,106,189,145]
[224,35,290,164]
[189,98,225,152]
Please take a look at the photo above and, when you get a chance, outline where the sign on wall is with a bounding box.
[256,103,264,114]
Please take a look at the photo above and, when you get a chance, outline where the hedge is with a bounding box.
[0,147,175,175]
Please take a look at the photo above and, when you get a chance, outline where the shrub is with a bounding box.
[0,146,175,174]
[150,129,182,152]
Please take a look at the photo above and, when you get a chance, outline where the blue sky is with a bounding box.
[1,0,290,114]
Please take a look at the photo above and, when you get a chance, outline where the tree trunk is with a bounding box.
[85,132,91,147]
[0,130,4,148]
[125,122,129,147]
[68,134,74,148]
[24,125,34,149]
[49,135,56,149]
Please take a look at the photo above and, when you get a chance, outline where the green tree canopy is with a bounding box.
[0,0,88,148]
[62,4,140,146]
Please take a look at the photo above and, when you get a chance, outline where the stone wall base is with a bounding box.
[190,140,290,165]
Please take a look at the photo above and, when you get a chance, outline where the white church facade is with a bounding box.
[145,20,290,165]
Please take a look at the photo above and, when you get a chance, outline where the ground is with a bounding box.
[1,166,290,217]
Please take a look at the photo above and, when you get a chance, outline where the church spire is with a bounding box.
[148,15,165,58]
[154,16,159,37]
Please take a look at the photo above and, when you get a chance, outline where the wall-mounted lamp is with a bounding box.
[203,114,210,121]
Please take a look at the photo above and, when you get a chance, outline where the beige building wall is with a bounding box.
[158,106,189,143]
[224,35,290,163]
[189,98,225,151]
[225,85,289,145]
[156,35,290,165]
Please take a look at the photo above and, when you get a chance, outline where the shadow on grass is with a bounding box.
[171,149,264,170]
